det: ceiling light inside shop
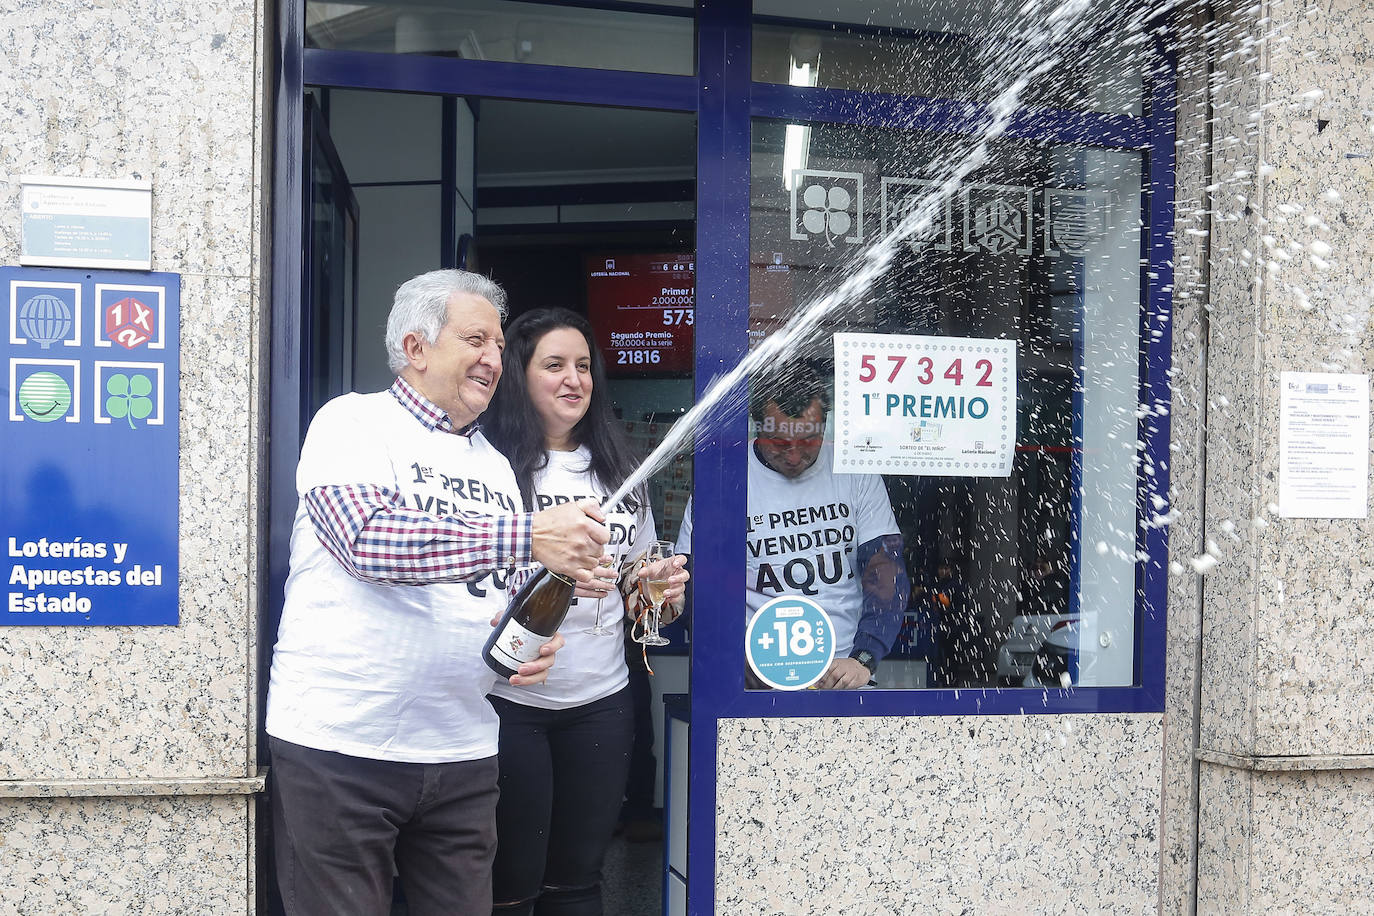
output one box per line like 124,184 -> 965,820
781,35 -> 820,190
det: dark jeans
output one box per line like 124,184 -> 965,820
489,687 -> 634,916
268,736 -> 499,916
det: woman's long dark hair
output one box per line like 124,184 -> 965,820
484,308 -> 643,514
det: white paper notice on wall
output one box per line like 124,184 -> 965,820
833,332 -> 1016,477
1278,372 -> 1370,519
20,176 -> 152,270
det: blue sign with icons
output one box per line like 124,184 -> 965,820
2,266 -> 180,625
745,596 -> 835,690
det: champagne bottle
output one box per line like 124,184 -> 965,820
482,566 -> 576,678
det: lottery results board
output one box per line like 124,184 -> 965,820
833,332 -> 1016,477
585,253 -> 693,377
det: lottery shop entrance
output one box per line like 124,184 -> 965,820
268,85 -> 697,914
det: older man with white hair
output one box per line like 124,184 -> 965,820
266,269 -> 608,915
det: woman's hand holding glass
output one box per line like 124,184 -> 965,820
630,541 -> 689,646
638,555 -> 688,613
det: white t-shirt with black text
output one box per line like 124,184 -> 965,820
678,444 -> 899,657
488,446 -> 656,710
267,391 -> 521,763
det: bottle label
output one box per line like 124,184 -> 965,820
488,618 -> 553,671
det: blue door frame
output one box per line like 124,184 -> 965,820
269,4 -> 1177,914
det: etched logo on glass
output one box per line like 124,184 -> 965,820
881,177 -> 952,252
1045,189 -> 1113,258
962,183 -> 1033,255
790,170 -> 863,247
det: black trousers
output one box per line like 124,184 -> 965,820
489,687 -> 634,916
621,666 -> 657,820
268,737 -> 499,916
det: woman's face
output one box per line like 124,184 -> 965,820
525,326 -> 593,446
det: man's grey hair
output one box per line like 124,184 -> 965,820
385,269 -> 508,373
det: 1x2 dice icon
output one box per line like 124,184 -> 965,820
105,296 -> 156,350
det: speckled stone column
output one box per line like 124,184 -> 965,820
1190,0 -> 1374,912
1160,4 -> 1214,913
0,1 -> 267,913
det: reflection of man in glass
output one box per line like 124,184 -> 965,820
1020,555 -> 1068,616
680,366 -> 910,688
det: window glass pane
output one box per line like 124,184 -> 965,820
307,0 -> 695,76
746,118 -> 1144,690
752,0 -> 1146,116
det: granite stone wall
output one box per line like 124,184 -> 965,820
716,714 -> 1163,915
1196,765 -> 1374,913
1197,0 -> 1374,765
1159,3 -> 1216,912
1191,0 -> 1374,910
0,795 -> 255,914
0,0 -> 267,911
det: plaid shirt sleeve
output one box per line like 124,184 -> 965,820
306,483 -> 533,585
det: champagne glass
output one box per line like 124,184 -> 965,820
582,554 -> 617,636
634,540 -> 674,647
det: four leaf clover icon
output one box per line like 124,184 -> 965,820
801,183 -> 853,247
105,372 -> 154,429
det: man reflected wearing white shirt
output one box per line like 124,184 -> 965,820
679,366 -> 909,688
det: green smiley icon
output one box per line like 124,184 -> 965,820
18,371 -> 73,422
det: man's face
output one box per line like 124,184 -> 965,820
405,292 -> 504,428
756,399 -> 826,478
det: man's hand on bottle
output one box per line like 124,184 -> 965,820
574,555 -> 619,600
531,499 -> 609,583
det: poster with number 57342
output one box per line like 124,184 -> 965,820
833,332 -> 1016,478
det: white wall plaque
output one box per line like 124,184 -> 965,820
1279,371 -> 1370,518
20,176 -> 152,270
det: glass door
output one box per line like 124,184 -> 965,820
301,94 -> 360,429
274,84 -> 698,916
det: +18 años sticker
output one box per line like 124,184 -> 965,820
746,596 -> 835,690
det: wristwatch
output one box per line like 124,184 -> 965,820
850,649 -> 878,676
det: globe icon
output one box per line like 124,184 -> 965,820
18,293 -> 73,349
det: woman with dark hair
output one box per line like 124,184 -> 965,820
483,307 -> 688,916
